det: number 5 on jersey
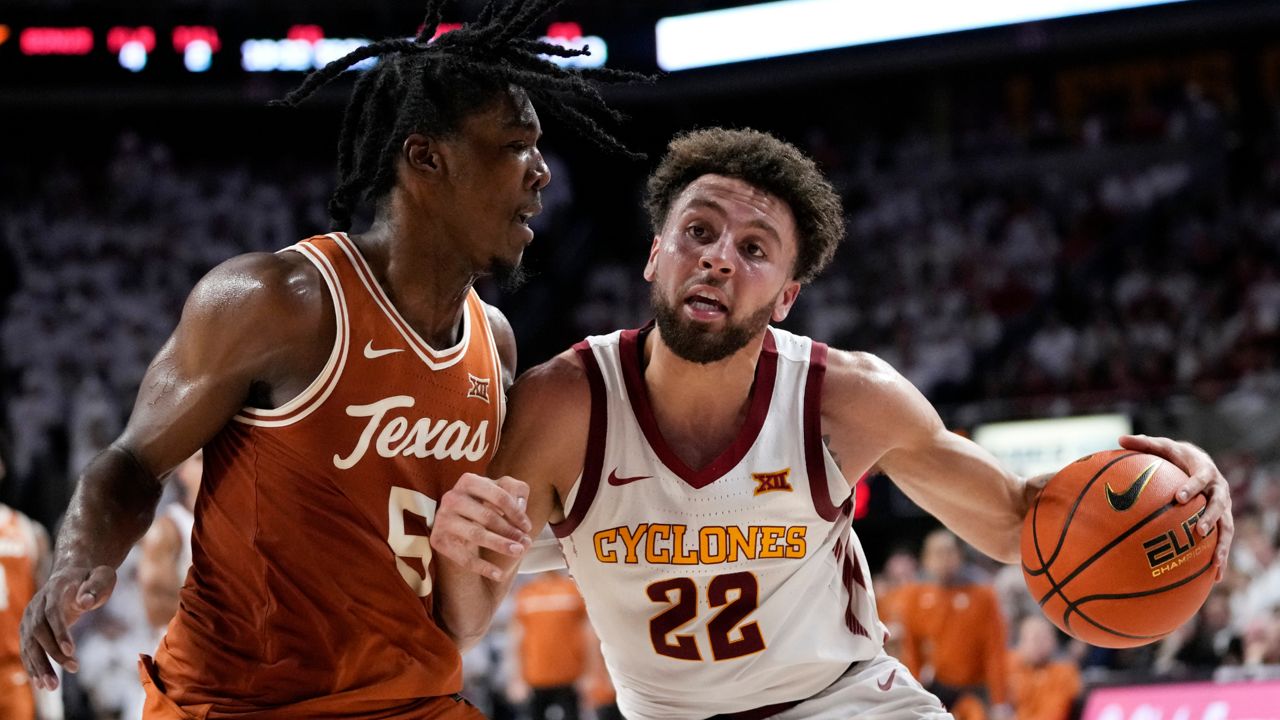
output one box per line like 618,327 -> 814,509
388,487 -> 437,596
648,572 -> 766,661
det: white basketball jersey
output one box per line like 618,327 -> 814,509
553,326 -> 885,720
165,503 -> 195,580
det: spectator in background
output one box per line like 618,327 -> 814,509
1006,616 -> 1081,720
511,570 -> 589,720
874,545 -> 920,659
898,528 -> 1010,720
0,451 -> 58,720
1155,587 -> 1242,673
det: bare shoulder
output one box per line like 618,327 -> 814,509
176,251 -> 333,372
481,302 -> 517,386
490,349 -> 591,477
507,349 -> 590,421
822,348 -> 943,438
185,251 -> 327,334
823,349 -> 913,400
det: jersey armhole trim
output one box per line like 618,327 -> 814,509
552,341 -> 607,539
233,242 -> 349,427
804,341 -> 847,522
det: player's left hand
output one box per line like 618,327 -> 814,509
1120,434 -> 1233,582
432,472 -> 532,581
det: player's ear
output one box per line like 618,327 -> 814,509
643,235 -> 662,282
403,133 -> 443,176
771,280 -> 802,322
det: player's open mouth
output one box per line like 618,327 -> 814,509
684,288 -> 728,319
515,202 -> 542,227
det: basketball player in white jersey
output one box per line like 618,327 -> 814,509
430,128 -> 1235,719
138,450 -> 201,636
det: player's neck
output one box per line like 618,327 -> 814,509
642,330 -> 764,464
352,209 -> 477,348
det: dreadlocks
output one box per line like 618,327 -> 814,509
273,0 -> 648,231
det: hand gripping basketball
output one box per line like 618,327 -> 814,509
1020,439 -> 1228,648
20,564 -> 117,691
431,473 -> 532,580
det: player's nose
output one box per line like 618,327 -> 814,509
699,237 -> 735,276
527,149 -> 551,191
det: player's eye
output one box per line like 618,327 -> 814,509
686,224 -> 709,240
745,243 -> 765,258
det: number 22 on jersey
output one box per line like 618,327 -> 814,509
648,571 -> 766,661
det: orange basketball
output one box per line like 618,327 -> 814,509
1020,449 -> 1217,648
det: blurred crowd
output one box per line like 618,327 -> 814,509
4,47 -> 1280,720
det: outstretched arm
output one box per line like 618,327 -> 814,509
823,350 -> 1231,570
823,351 -> 1031,562
20,252 -> 331,690
431,349 -> 590,649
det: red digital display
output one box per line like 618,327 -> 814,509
19,27 -> 93,56
286,25 -> 324,43
107,26 -> 155,54
173,26 -> 220,53
546,22 -> 583,40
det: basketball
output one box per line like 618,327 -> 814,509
1021,450 -> 1217,648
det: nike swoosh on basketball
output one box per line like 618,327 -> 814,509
877,668 -> 896,691
363,341 -> 404,359
1105,460 -> 1161,511
608,469 -> 652,486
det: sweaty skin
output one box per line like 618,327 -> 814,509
19,86 -> 549,691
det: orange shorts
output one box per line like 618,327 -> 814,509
139,656 -> 485,720
0,674 -> 35,720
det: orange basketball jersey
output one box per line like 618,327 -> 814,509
0,505 -> 38,670
151,232 -> 506,718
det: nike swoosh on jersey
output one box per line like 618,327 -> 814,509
363,341 -> 404,359
607,469 -> 652,486
1105,460 -> 1161,511
877,668 -> 896,691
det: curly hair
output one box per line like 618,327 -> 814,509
272,0 -> 648,231
643,127 -> 844,284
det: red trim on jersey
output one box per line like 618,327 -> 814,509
803,341 -> 846,521
841,550 -> 871,637
617,326 -> 779,490
551,341 -> 608,539
708,698 -> 803,720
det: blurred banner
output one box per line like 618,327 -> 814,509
1082,680 -> 1280,720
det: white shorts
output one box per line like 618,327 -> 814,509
771,652 -> 952,720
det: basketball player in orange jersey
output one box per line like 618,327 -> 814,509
0,451 -> 53,720
431,128 -> 1236,719
18,1 -> 642,717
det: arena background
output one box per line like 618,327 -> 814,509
3,0 -> 1280,717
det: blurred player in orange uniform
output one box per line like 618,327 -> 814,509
897,529 -> 1009,720
0,450 -> 52,720
1006,616 -> 1081,720
512,570 -> 589,720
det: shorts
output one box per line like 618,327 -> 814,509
770,652 -> 952,720
139,656 -> 485,720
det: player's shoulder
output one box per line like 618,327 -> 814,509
510,349 -> 591,411
823,348 -> 913,399
190,251 -> 323,313
183,250 -> 330,340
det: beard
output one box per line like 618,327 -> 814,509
651,283 -> 775,364
491,257 -> 530,292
